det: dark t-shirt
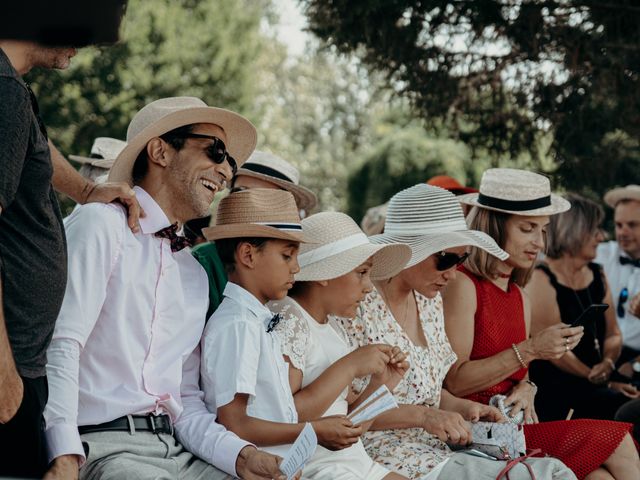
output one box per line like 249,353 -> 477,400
0,48 -> 67,378
192,242 -> 227,320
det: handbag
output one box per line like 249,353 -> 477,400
468,421 -> 527,460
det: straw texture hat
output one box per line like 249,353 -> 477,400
108,97 -> 257,184
458,168 -> 570,216
69,137 -> 126,168
371,184 -> 508,267
202,188 -> 307,243
296,212 -> 411,282
604,185 -> 640,208
236,151 -> 317,212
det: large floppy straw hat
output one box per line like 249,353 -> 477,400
295,212 -> 411,282
202,188 -> 308,243
603,185 -> 640,208
236,150 -> 318,212
458,168 -> 570,216
371,184 -> 509,267
69,137 -> 127,169
108,97 -> 257,184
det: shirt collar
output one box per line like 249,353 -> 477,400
134,186 -> 173,235
223,282 -> 273,326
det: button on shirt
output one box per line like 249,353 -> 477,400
596,241 -> 640,349
201,282 -> 298,456
44,187 -> 248,474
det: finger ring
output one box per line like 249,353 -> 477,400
564,337 -> 569,346
565,344 -> 570,352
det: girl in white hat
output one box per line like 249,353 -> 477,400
269,211 -> 412,480
443,168 -> 640,479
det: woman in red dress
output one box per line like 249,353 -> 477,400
443,168 -> 640,480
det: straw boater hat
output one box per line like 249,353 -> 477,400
108,97 -> 257,184
236,151 -> 318,212
604,185 -> 640,208
295,212 -> 411,282
458,168 -> 570,216
202,188 -> 307,243
69,137 -> 127,169
371,184 -> 508,267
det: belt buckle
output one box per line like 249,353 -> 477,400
148,414 -> 157,433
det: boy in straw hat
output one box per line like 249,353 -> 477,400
193,149 -> 318,319
43,97 -> 287,479
269,211 -> 412,479
200,188 -> 370,463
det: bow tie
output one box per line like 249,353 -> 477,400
620,256 -> 640,268
154,223 -> 193,252
266,313 -> 282,333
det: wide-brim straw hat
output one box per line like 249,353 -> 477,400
69,137 -> 127,169
604,185 -> 640,208
296,212 -> 411,282
236,150 -> 318,212
458,168 -> 570,216
202,188 -> 308,243
108,97 -> 257,185
371,184 -> 509,268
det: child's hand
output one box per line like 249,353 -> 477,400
371,346 -> 409,391
311,415 -> 363,450
346,344 -> 393,377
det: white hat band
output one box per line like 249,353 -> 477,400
384,217 -> 470,235
252,221 -> 302,232
298,233 -> 369,267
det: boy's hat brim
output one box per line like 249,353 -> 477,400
202,224 -> 307,243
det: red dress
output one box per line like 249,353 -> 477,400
459,266 -> 632,479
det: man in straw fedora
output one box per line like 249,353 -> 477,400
597,185 -> 640,375
43,97 -> 289,479
193,149 -> 318,319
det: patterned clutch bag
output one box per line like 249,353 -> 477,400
469,421 -> 527,459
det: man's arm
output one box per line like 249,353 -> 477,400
49,141 -> 142,232
0,278 -> 24,424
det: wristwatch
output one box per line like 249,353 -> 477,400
631,361 -> 640,374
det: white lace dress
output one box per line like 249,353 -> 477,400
333,289 -> 457,480
270,296 -> 390,480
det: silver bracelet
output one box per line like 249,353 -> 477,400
512,343 -> 528,369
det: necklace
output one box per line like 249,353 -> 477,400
379,285 -> 413,329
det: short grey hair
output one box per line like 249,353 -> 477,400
546,193 -> 603,259
78,164 -> 110,184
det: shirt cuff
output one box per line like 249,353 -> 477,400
45,423 -> 86,466
214,436 -> 253,477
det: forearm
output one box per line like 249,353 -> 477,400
221,415 -> 305,447
445,340 -> 534,397
0,279 -> 19,378
49,140 -> 94,204
549,353 -> 591,378
438,389 -> 469,414
603,335 -> 622,364
369,404 -> 426,431
293,357 -> 355,420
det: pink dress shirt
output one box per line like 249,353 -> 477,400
44,187 -> 248,475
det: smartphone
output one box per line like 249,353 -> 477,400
571,303 -> 609,328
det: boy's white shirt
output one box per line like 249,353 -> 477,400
201,281 -> 298,457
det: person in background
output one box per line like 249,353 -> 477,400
526,193 -> 636,422
69,137 -> 126,184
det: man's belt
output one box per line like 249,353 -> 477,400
78,414 -> 173,436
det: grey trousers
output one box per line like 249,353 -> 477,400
79,430 -> 233,480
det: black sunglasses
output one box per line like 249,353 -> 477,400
618,287 -> 629,318
435,251 -> 470,271
166,133 -> 237,175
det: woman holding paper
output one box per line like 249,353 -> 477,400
270,212 -> 412,480
442,169 -> 640,479
336,184 -> 511,479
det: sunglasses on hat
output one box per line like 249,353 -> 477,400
166,133 -> 237,175
435,251 -> 470,271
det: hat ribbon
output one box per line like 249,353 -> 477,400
242,163 -> 294,183
298,233 -> 369,267
478,193 -> 551,211
384,217 -> 469,235
253,221 -> 302,232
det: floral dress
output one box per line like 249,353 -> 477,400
334,289 -> 457,479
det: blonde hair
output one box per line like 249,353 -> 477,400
464,206 -> 536,287
546,193 -> 602,259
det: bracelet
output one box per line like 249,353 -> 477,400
512,343 -> 528,369
525,379 -> 537,389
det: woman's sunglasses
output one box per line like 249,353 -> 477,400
435,251 -> 470,271
618,287 -> 629,318
166,133 -> 238,175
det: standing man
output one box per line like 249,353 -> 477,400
44,97 -> 288,479
0,40 -> 138,477
597,185 -> 640,374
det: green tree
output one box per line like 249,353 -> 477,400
301,0 -> 640,196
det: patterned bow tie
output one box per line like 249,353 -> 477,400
266,313 -> 282,333
154,223 -> 193,252
620,256 -> 640,268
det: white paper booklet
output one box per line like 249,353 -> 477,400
347,384 -> 399,425
279,422 -> 318,479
